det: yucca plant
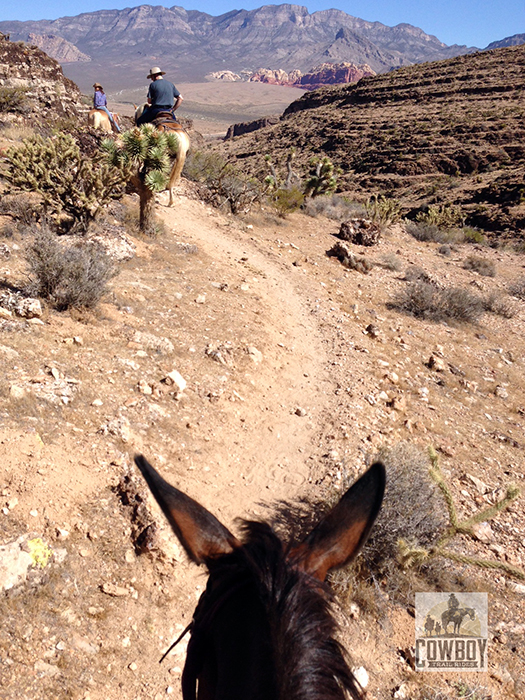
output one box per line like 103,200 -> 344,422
102,125 -> 180,235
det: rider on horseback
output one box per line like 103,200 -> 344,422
92,83 -> 121,133
136,67 -> 183,126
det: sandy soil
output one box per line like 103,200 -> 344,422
0,182 -> 524,699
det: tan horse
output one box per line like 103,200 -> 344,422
88,108 -> 120,134
134,104 -> 190,207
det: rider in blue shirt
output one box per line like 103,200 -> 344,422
136,67 -> 183,126
92,83 -> 121,132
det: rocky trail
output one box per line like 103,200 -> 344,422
0,183 -> 524,699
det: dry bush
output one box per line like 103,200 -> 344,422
395,282 -> 485,323
462,254 -> 496,277
406,220 -> 450,243
508,277 -> 525,300
438,244 -> 453,256
0,193 -> 39,227
483,292 -> 517,319
304,194 -> 367,221
378,253 -> 403,271
26,224 -> 118,310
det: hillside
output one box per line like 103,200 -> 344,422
220,44 -> 525,237
0,4 -> 474,91
0,33 -> 524,700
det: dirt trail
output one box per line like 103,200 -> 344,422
1,185 -> 524,699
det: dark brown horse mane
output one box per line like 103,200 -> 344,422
187,520 -> 363,700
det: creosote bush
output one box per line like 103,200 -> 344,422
268,186 -> 304,218
396,281 -> 485,323
184,150 -> 262,214
26,224 -> 117,310
462,255 -> 496,277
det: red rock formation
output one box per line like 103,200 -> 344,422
249,62 -> 375,89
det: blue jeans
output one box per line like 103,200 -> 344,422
96,106 -> 120,132
136,105 -> 175,126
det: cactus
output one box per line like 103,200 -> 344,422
102,125 -> 180,235
303,156 -> 340,199
5,132 -> 125,233
398,447 -> 524,580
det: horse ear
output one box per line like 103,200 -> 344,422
134,455 -> 240,565
291,462 -> 386,581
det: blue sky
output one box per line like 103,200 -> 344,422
1,1 -> 524,48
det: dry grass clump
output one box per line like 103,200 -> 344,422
378,253 -> 403,271
508,276 -> 525,300
304,194 -> 367,221
26,223 -> 117,310
482,292 -> 517,319
406,220 -> 450,243
462,254 -> 496,277
395,281 -> 484,323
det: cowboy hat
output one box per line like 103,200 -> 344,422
93,82 -> 103,89
147,67 -> 166,79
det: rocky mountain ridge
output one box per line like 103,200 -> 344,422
249,62 -> 376,90
0,4 -> 475,91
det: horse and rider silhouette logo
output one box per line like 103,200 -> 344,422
415,592 -> 488,671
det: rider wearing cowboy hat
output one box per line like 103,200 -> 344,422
92,82 -> 121,132
136,67 -> 183,126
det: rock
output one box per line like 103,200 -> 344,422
195,294 -> 206,304
295,407 -> 307,417
9,385 -> 26,400
352,666 -> 369,689
365,323 -> 380,338
507,582 -> 525,595
162,370 -> 187,395
137,379 -> 153,395
132,331 -> 174,354
246,346 -> 263,364
388,394 -> 407,412
0,307 -> 12,319
101,582 -> 129,597
471,522 -> 494,543
394,683 -> 410,699
338,218 -> 381,246
494,385 -> 509,399
0,536 -> 53,591
466,473 -> 490,495
427,355 -> 446,371
14,297 -> 43,318
34,660 -> 60,677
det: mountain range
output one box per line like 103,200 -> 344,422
0,3 -> 482,92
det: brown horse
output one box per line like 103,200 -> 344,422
134,104 -> 190,206
87,108 -> 120,134
134,455 -> 385,700
441,607 -> 476,635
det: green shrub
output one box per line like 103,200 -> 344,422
462,255 -> 496,277
462,226 -> 486,244
26,224 -> 117,310
5,133 -> 125,233
365,194 -> 401,225
0,87 -> 29,113
268,186 -> 304,218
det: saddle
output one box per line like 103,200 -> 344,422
152,112 -> 184,131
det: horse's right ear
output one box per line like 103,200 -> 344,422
291,462 -> 386,581
134,455 -> 240,565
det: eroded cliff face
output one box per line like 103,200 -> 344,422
26,34 -> 91,64
0,35 -> 84,121
249,62 -> 376,89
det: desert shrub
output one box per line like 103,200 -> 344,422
403,265 -> 435,284
0,193 -> 39,227
0,87 -> 29,113
416,203 -> 465,228
509,277 -> 525,299
365,194 -> 401,225
406,220 -> 449,243
26,224 -> 117,310
396,281 -> 484,323
462,226 -> 486,244
378,253 -> 403,271
482,293 -> 517,319
438,244 -> 452,256
268,186 -> 304,218
5,133 -> 126,233
304,194 -> 367,221
184,150 -> 261,214
462,255 -> 496,277
303,156 -> 340,198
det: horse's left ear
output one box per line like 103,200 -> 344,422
134,455 -> 241,565
291,462 -> 386,581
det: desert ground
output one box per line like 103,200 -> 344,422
0,168 -> 524,699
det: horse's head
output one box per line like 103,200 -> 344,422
135,455 -> 385,700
